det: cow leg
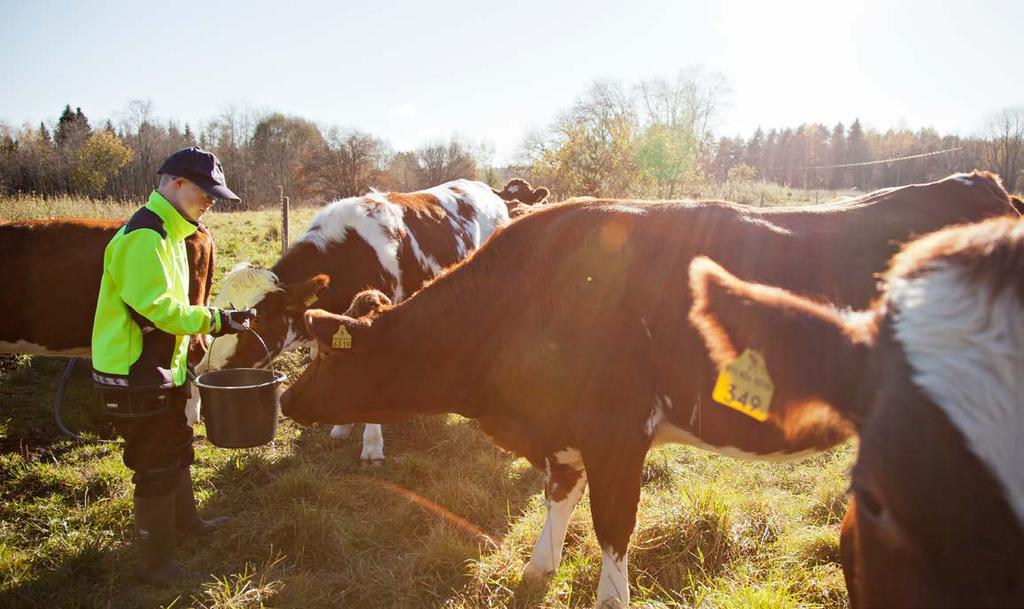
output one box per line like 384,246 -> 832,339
359,424 -> 385,465
330,424 -> 354,440
582,435 -> 646,609
524,448 -> 587,579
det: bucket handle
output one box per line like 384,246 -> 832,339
206,326 -> 277,375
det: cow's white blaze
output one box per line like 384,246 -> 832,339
889,262 -> 1024,525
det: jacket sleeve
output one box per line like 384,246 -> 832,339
107,229 -> 222,336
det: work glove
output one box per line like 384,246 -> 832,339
213,308 -> 257,336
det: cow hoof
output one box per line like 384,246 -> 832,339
360,457 -> 385,467
522,563 -> 554,581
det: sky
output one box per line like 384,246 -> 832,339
2,0 -> 1022,163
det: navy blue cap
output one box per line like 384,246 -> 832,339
157,147 -> 240,202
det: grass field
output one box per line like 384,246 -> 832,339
0,194 -> 853,609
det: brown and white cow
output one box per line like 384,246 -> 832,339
279,172 -> 1019,607
202,178 -> 510,462
0,217 -> 215,362
688,216 -> 1024,607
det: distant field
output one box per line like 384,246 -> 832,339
0,194 -> 852,609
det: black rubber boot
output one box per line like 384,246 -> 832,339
174,468 -> 229,540
134,493 -> 188,586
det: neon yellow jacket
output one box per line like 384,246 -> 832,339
91,191 -> 221,389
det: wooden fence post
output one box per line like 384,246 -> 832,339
279,185 -> 289,254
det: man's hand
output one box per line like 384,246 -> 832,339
213,308 -> 257,336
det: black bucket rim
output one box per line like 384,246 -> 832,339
195,368 -> 286,391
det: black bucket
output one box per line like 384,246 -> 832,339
195,330 -> 284,448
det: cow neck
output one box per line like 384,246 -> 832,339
365,269 -> 499,418
272,239 -> 398,314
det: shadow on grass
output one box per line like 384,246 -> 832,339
0,356 -> 116,460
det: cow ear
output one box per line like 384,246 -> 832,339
529,186 -> 550,205
285,274 -> 330,310
688,256 -> 874,425
303,309 -> 368,357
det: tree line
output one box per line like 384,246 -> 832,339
2,73 -> 1021,208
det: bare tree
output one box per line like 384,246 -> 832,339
416,137 -> 478,185
985,106 -> 1024,192
297,128 -> 390,201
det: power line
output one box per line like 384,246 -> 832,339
782,146 -> 963,171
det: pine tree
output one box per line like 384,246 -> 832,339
847,119 -> 868,189
39,122 -> 51,145
55,104 -> 91,146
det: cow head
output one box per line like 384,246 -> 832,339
688,217 -> 1024,607
203,263 -> 329,371
281,290 -> 415,425
493,178 -> 550,217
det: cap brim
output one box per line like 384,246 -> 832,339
201,183 -> 241,202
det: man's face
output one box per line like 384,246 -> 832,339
171,177 -> 216,221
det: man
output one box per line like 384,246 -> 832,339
91,147 -> 256,586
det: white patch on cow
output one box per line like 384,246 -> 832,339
526,448 -> 586,578
301,194 -> 407,300
360,424 -> 385,463
596,547 -> 629,608
404,228 -> 444,276
889,262 -> 1024,525
186,384 -> 201,427
277,322 -> 308,361
214,263 -> 281,309
651,419 -> 820,462
0,341 -> 90,357
507,184 -> 520,194
330,424 -> 353,439
427,179 -> 509,243
203,333 -> 239,372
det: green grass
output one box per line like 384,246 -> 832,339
1,195 -> 853,608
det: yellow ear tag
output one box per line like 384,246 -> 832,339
711,349 -> 774,422
304,295 -> 318,307
331,326 -> 352,350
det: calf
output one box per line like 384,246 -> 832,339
280,172 -> 1019,607
203,178 -> 510,463
492,178 -> 550,218
687,216 -> 1024,607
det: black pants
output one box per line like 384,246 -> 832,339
107,388 -> 195,498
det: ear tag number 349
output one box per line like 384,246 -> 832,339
711,349 -> 774,422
